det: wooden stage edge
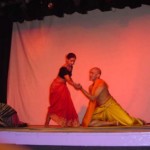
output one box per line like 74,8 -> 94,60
1,125 -> 150,146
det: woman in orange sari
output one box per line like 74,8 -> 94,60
45,53 -> 80,127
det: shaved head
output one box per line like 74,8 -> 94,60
89,67 -> 101,81
91,67 -> 101,75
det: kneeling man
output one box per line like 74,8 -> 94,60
79,67 -> 145,127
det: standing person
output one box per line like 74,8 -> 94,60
79,67 -> 145,127
45,53 -> 80,127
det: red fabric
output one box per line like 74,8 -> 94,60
48,78 -> 79,127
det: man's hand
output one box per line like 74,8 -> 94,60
74,83 -> 82,90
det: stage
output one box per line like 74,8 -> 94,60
1,125 -> 150,149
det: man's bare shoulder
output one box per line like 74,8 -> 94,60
99,79 -> 108,87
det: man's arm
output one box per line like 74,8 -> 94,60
80,85 -> 104,101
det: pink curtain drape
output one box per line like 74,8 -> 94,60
7,7 -> 150,125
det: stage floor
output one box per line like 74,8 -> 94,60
1,125 -> 150,146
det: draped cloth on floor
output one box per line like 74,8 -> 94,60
0,103 -> 27,127
92,97 -> 144,126
82,79 -> 104,127
48,78 -> 79,127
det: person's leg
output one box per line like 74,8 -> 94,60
45,113 -> 51,127
89,119 -> 119,127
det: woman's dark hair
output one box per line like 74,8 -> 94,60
66,53 -> 76,59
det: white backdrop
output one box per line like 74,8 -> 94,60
7,5 -> 150,125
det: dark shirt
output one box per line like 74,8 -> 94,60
58,67 -> 72,79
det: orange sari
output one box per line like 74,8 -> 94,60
82,79 -> 104,127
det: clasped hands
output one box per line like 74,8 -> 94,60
74,83 -> 82,90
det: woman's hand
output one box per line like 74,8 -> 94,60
74,83 -> 82,90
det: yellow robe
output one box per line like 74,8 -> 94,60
92,97 -> 144,126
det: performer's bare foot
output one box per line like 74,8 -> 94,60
44,124 -> 49,127
44,114 -> 51,127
